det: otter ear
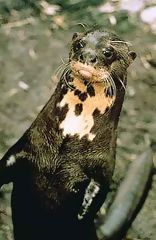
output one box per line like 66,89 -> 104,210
72,32 -> 80,40
128,51 -> 137,64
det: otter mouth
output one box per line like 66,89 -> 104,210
77,65 -> 94,80
70,61 -> 104,83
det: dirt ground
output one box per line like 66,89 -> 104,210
0,0 -> 156,239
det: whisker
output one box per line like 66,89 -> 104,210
55,63 -> 65,75
106,73 -> 116,98
104,77 -> 111,92
112,71 -> 126,92
62,67 -> 70,80
57,62 -> 69,72
118,77 -> 126,91
62,68 -> 75,90
110,40 -> 132,46
101,74 -> 116,115
106,78 -> 113,97
55,66 -> 64,76
55,62 -> 69,77
101,72 -> 116,111
59,57 -> 68,64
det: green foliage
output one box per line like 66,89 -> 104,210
51,0 -> 103,10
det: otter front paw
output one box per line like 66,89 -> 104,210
78,179 -> 100,220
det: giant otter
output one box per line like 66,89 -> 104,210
0,28 -> 136,240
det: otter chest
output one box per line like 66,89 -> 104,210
58,82 -> 114,141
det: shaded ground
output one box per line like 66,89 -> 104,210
0,0 -> 156,239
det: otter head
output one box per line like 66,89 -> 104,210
68,29 -> 136,97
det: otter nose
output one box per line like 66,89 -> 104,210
79,52 -> 97,64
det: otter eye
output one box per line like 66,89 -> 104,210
74,41 -> 84,51
103,47 -> 114,59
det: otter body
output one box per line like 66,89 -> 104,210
0,29 -> 136,240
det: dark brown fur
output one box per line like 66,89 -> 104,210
0,28 -> 136,240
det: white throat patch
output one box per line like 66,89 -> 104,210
59,82 -> 115,141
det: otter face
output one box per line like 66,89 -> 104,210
69,29 -> 136,87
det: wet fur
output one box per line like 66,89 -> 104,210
0,28 -> 136,240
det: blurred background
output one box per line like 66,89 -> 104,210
0,0 -> 155,239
